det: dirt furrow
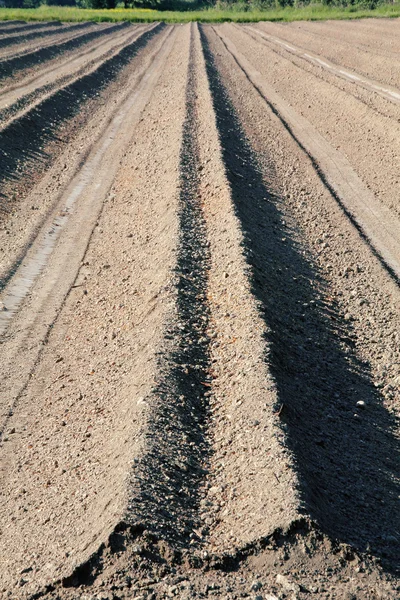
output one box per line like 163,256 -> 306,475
0,20 -> 60,36
0,24 -> 182,596
5,21 -> 303,598
218,24 -> 400,223
0,24 -> 162,283
121,23 -> 212,550
0,20 -> 59,38
0,18 -> 399,600
257,20 -> 400,89
244,24 -> 400,106
0,21 -> 26,34
343,16 -> 400,37
0,21 -> 94,62
103,19 -> 302,560
202,21 -> 400,588
215,27 -> 400,282
0,22 -> 124,83
192,24 -> 301,554
0,23 -> 148,119
0,21 -> 85,52
20,20 -> 400,600
240,24 -> 400,126
295,18 -> 400,55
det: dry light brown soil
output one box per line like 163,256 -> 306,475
0,17 -> 399,600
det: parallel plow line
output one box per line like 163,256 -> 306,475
0,25 -> 176,426
243,25 -> 400,106
0,22 -> 128,82
126,22 -> 212,547
214,27 -> 400,284
0,21 -> 59,36
203,23 -> 400,567
0,21 -> 87,51
0,23 -> 161,201
0,23 -> 147,122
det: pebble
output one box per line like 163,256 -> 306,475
276,574 -> 300,593
251,580 -> 262,591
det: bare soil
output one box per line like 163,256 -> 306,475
0,22 -> 90,56
0,18 -> 399,600
257,19 -> 400,86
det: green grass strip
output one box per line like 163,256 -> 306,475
0,3 -> 400,24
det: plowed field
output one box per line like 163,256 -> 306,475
0,19 -> 399,600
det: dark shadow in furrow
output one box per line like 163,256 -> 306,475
126,28 -> 212,549
0,21 -> 25,33
0,22 -> 129,82
0,21 -> 52,36
0,21 -> 85,50
200,26 -> 400,574
0,20 -> 59,36
0,24 -> 132,125
0,24 -> 163,218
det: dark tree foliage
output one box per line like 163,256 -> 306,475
45,0 -> 76,5
81,0 -> 116,7
3,0 -> 29,7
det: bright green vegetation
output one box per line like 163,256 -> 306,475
0,1 -> 399,23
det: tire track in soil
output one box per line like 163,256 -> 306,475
124,22 -> 212,549
0,22 -> 93,62
0,22 -> 92,60
221,24 -> 400,221
0,23 -> 162,217
0,23 -> 147,121
202,24 -> 400,572
242,25 -> 400,106
290,20 -> 400,60
0,20 -> 59,37
255,21 -> 400,99
0,23 -> 190,597
214,27 -> 400,284
0,25 -> 181,591
0,25 -> 175,436
223,27 -> 400,135
0,22 -> 127,83
18,22 -> 400,600
2,22 -> 398,600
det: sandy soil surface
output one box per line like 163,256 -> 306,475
0,22 -> 60,36
0,18 -> 399,600
0,24 -> 149,118
256,19 -> 400,86
0,23 -> 127,83
221,23 -> 400,222
0,22 -> 91,57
